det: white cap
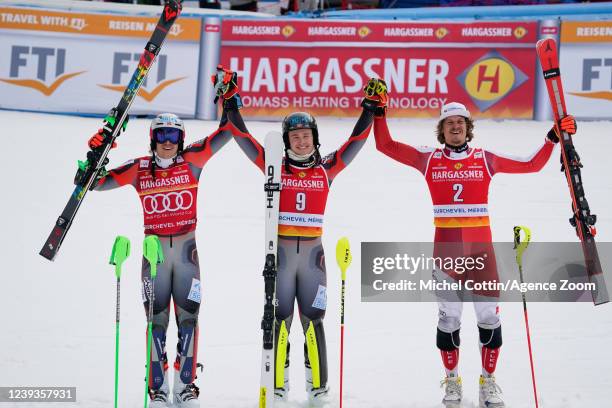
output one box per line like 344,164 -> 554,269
439,102 -> 471,121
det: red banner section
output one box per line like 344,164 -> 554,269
221,20 -> 537,119
222,20 -> 536,44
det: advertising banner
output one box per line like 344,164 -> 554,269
0,7 -> 201,116
220,20 -> 538,119
560,21 -> 612,119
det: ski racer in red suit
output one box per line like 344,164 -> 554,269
82,103 -> 235,407
212,66 -> 386,405
374,97 -> 576,408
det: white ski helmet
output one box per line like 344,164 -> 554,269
149,113 -> 185,152
439,102 -> 471,122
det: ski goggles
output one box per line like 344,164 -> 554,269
153,127 -> 182,144
284,114 -> 315,132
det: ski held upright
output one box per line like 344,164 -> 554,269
536,38 -> 609,305
259,131 -> 283,408
39,0 -> 183,261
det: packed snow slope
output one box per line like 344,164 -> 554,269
1,110 -> 611,407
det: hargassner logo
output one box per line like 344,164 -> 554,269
457,50 -> 528,112
98,52 -> 186,102
1,46 -> 85,95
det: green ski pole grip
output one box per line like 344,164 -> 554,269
109,236 -> 131,278
143,235 -> 164,277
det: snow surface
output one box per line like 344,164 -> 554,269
1,110 -> 611,408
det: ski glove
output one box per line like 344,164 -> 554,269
74,159 -> 108,189
547,115 -> 577,143
88,129 -> 117,150
211,65 -> 242,110
361,78 -> 388,117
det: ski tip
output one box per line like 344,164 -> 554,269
264,131 -> 282,144
39,248 -> 56,262
536,37 -> 557,54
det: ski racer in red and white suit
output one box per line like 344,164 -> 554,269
87,108 -> 234,405
214,68 -> 385,403
374,100 -> 577,407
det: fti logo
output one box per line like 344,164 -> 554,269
98,52 -> 186,102
457,50 -> 527,112
569,58 -> 612,102
0,46 -> 85,96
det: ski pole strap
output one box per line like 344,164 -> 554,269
513,226 -> 532,268
336,237 -> 352,281
109,236 -> 131,278
143,235 -> 164,278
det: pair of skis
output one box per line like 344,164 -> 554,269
39,0 -> 183,261
536,38 -> 609,305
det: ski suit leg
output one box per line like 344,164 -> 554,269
433,268 -> 464,334
474,301 -> 502,375
470,242 -> 502,375
274,237 -> 299,391
142,236 -> 173,391
168,232 -> 201,386
433,267 -> 463,375
295,237 -> 328,390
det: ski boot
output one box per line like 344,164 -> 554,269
440,375 -> 462,407
274,365 -> 290,402
306,365 -> 329,407
173,369 -> 200,407
479,375 -> 505,408
148,369 -> 170,408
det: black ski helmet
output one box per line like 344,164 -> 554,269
149,113 -> 185,153
282,112 -> 319,150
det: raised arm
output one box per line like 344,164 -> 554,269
182,107 -> 233,170
323,79 -> 396,182
485,139 -> 555,176
322,108 -> 374,182
212,65 -> 265,173
82,127 -> 138,191
486,115 -> 576,176
95,159 -> 139,191
374,115 -> 434,175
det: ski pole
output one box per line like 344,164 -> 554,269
336,237 -> 352,408
513,225 -> 538,408
109,236 -> 131,408
143,235 -> 164,408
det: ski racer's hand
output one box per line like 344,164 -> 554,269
547,115 -> 577,143
73,159 -> 108,189
361,78 -> 388,117
88,129 -> 117,150
211,65 -> 240,103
